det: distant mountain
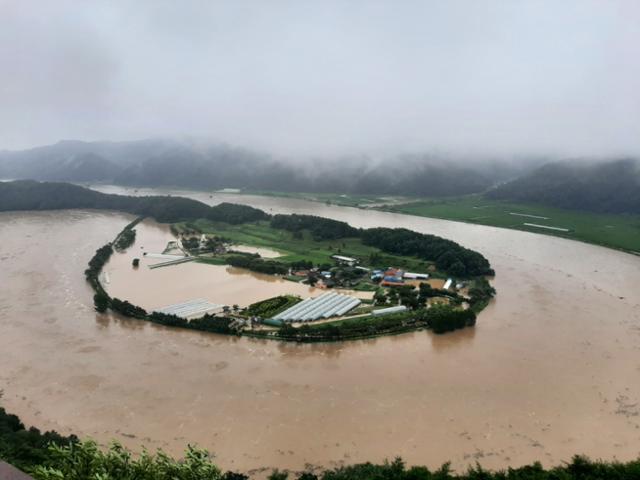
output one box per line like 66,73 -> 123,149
486,158 -> 640,214
0,139 -> 537,197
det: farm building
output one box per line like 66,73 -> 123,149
331,255 -> 358,266
372,305 -> 407,316
154,299 -> 225,319
403,272 -> 429,280
272,292 -> 361,322
381,267 -> 405,286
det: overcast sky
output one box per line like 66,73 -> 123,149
1,0 -> 639,158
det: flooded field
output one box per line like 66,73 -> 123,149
1,191 -> 640,475
103,219 -> 372,309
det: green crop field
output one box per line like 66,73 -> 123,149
381,195 -> 640,253
175,219 -> 437,274
221,190 -> 640,254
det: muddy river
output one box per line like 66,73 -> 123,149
1,188 -> 639,475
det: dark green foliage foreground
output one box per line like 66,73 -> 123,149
2,419 -> 640,480
0,407 -> 77,472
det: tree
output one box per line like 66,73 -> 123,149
93,291 -> 110,313
373,290 -> 387,305
307,273 -> 319,286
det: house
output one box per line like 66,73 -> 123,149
381,268 -> 404,285
403,272 -> 429,280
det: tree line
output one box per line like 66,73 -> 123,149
271,304 -> 476,342
271,213 -> 494,277
361,228 -> 494,277
270,214 -> 359,240
0,180 -> 267,224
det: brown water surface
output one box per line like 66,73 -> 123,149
1,191 -> 640,474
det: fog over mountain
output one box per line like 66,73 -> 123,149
1,1 -> 639,158
0,138 -> 542,196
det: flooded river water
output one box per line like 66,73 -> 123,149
1,187 -> 639,474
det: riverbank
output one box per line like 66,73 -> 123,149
226,190 -> 640,253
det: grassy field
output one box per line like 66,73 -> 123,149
230,190 -> 640,254
175,219 -> 438,274
381,195 -> 640,253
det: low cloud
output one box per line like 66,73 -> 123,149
1,0 -> 639,159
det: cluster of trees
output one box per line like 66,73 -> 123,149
149,312 -> 234,334
467,277 -> 496,312
424,305 -> 476,334
84,243 -> 114,292
114,228 -> 136,251
113,217 -> 142,251
487,158 -> 640,214
277,310 -> 419,342
226,255 -> 289,275
273,303 -> 477,341
110,298 -> 148,319
270,214 -> 359,240
269,216 -> 494,278
361,228 -> 494,277
0,407 -> 77,472
0,181 -> 267,224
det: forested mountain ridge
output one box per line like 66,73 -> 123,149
0,180 -> 267,224
486,158 -> 640,214
0,139 -> 537,196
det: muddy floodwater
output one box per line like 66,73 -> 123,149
1,190 -> 640,475
103,219 -> 372,309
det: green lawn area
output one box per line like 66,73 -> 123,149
382,195 -> 640,253
175,219 -> 437,274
